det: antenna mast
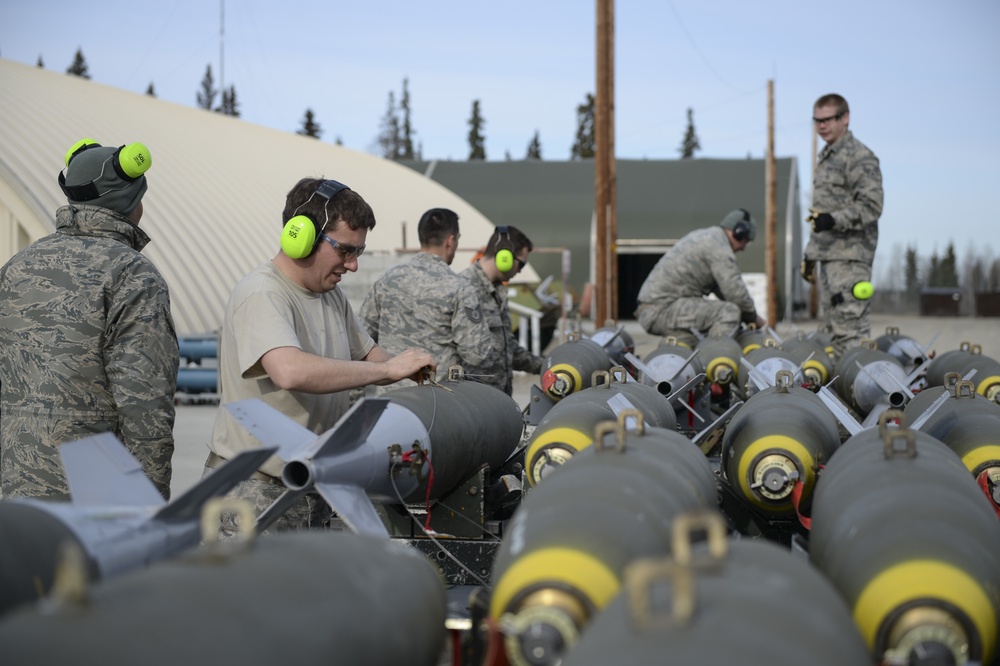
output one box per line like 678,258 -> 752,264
220,0 -> 225,92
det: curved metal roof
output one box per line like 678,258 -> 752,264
0,59 -> 527,335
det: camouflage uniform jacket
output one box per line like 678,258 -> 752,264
805,130 -> 883,264
636,226 -> 757,320
460,261 -> 543,395
359,252 -> 492,381
0,204 -> 178,499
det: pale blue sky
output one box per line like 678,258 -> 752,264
3,1 -> 999,286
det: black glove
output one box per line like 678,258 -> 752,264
807,209 -> 835,232
800,258 -> 815,283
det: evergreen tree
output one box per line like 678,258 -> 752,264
467,99 -> 486,161
66,48 -> 90,79
904,244 -> 920,304
526,130 -> 542,160
679,107 -> 701,159
927,251 -> 941,288
297,108 -> 323,139
939,241 -> 959,287
36,55 -> 44,68
196,65 -> 217,110
146,82 -> 156,97
216,85 -> 240,117
399,78 -> 415,159
376,91 -> 401,159
570,93 -> 595,159
373,79 -> 419,160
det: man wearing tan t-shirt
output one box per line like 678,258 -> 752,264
204,177 -> 434,533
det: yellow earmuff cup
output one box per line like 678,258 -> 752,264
281,215 -> 317,259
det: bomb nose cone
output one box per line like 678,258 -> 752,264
906,641 -> 958,666
519,623 -> 567,665
761,467 -> 789,492
504,605 -> 579,666
542,369 -> 574,398
986,468 -> 1000,505
529,445 -> 576,484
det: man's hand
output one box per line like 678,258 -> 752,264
384,348 -> 437,384
800,258 -> 816,283
754,314 -> 767,330
807,209 -> 835,232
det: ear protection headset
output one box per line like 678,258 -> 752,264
494,225 -> 515,273
732,208 -> 753,242
280,179 -> 351,259
58,138 -> 152,201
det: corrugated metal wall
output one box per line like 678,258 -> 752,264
0,59 -> 504,334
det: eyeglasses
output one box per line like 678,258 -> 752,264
812,112 -> 845,125
319,234 -> 366,259
513,257 -> 526,271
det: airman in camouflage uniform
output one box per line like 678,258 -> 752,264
802,93 -> 883,357
0,139 -> 178,500
360,208 -> 492,389
635,209 -> 766,338
461,225 -> 543,395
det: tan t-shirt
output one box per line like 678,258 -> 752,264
208,261 -> 375,477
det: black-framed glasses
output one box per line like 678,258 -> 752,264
812,112 -> 844,125
514,256 -> 526,271
319,234 -> 366,259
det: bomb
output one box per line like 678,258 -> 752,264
588,323 -> 636,372
540,335 -> 615,401
904,374 -> 1000,511
560,511 -> 870,666
525,371 -> 678,485
491,412 -> 717,666
628,336 -> 712,434
735,341 -> 802,398
0,530 -> 448,666
224,373 -> 525,537
694,335 -> 743,386
810,411 -> 1000,665
632,336 -> 702,395
924,342 -> 1000,402
781,333 -> 835,388
735,326 -> 780,355
834,340 -> 911,417
874,326 -> 928,372
0,438 -> 273,617
721,370 -> 841,517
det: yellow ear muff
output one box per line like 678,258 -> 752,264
64,138 -> 100,166
281,215 -> 318,259
117,142 -> 152,179
495,247 -> 515,272
853,281 -> 874,300
494,225 -> 516,272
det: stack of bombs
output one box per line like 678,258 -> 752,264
497,324 -> 1000,666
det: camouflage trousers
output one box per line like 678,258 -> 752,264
818,260 -> 872,358
1,413 -> 171,501
201,467 -> 336,538
637,298 -> 741,338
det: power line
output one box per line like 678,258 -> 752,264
666,1 -> 756,96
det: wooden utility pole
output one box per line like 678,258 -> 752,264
766,80 -> 778,326
595,0 -> 617,323
809,104 -> 819,318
